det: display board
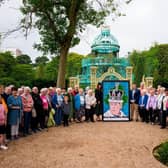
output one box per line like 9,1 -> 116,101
102,80 -> 130,121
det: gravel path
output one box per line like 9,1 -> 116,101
0,122 -> 167,168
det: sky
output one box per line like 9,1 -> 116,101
0,0 -> 168,60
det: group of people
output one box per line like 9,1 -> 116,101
0,83 -> 103,150
0,82 -> 168,151
130,83 -> 168,129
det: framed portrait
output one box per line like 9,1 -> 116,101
102,80 -> 130,121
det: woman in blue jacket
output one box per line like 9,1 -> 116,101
52,88 -> 63,126
7,87 -> 23,140
74,88 -> 85,122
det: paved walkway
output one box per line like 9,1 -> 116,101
0,122 -> 167,168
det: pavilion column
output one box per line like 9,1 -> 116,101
145,77 -> 154,88
69,77 -> 79,88
126,66 -> 133,89
90,66 -> 98,90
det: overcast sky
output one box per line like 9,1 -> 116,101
0,0 -> 168,60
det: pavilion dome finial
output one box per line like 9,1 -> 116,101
91,26 -> 120,54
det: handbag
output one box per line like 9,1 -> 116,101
32,107 -> 37,118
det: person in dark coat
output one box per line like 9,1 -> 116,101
160,88 -> 168,129
62,95 -> 71,127
95,83 -> 103,121
31,87 -> 43,131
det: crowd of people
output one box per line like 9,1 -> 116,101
130,82 -> 168,129
0,82 -> 168,151
0,83 -> 103,150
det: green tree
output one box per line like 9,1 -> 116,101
0,52 -> 16,77
35,56 -> 49,65
21,0 -> 131,87
128,44 -> 168,87
157,44 -> 168,84
43,53 -> 84,81
66,52 -> 84,78
11,64 -> 35,86
0,77 -> 19,87
16,54 -> 32,64
44,56 -> 59,81
35,64 -> 45,79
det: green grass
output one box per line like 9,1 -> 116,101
153,141 -> 168,166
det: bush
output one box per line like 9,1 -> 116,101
0,77 -> 19,87
154,142 -> 168,166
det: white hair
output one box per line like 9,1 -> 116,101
41,88 -> 48,93
24,86 -> 31,92
68,87 -> 72,92
32,86 -> 38,90
56,88 -> 61,92
18,88 -> 23,92
88,89 -> 93,94
49,86 -> 53,90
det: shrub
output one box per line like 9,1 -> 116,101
154,142 -> 168,166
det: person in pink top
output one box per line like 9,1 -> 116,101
146,88 -> 157,125
40,88 -> 49,128
21,87 -> 34,136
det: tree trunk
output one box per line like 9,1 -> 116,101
56,0 -> 82,88
56,43 -> 70,88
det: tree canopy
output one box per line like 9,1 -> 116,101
16,54 -> 32,64
129,44 -> 168,87
0,51 -> 84,88
35,56 -> 49,65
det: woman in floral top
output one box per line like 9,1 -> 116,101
21,87 -> 34,136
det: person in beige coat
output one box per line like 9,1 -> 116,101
85,89 -> 96,122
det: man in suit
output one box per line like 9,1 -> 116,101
130,83 -> 140,121
161,88 -> 168,129
138,89 -> 148,122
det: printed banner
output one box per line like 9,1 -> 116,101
102,80 -> 130,121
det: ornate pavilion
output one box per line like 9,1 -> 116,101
69,27 -> 153,89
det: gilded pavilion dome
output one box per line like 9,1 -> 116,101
91,26 -> 120,55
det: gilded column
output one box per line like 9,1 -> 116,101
69,77 -> 79,88
145,77 -> 154,88
126,66 -> 133,88
90,66 -> 98,90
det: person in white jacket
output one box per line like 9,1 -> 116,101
85,89 -> 96,122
